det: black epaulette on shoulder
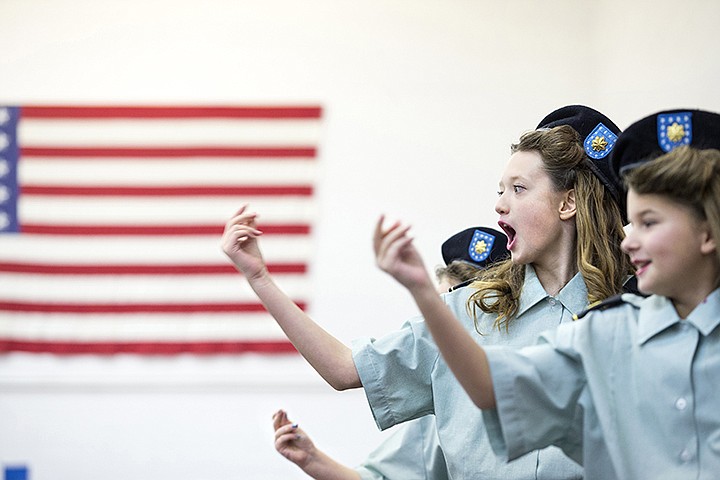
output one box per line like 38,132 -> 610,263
622,276 -> 649,297
448,277 -> 478,292
573,294 -> 628,321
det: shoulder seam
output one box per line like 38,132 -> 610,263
573,294 -> 630,321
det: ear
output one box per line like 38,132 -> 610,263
559,189 -> 577,221
699,221 -> 717,255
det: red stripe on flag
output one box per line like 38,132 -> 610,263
0,301 -> 307,313
20,185 -> 313,196
0,340 -> 299,355
21,105 -> 322,119
19,223 -> 310,236
20,146 -> 317,158
0,262 -> 307,275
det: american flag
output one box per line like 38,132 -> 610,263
0,105 -> 322,355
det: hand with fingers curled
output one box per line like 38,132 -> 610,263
220,204 -> 268,281
272,409 -> 318,469
373,215 -> 436,293
271,409 -> 362,480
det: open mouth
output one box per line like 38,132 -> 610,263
632,259 -> 651,276
498,221 -> 516,250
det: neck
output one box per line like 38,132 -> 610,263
533,258 -> 578,297
532,222 -> 578,297
672,262 -> 720,319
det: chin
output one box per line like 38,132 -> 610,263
509,246 -> 535,265
636,278 -> 662,297
509,255 -> 529,266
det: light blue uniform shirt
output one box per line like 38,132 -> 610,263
352,265 -> 585,479
355,415 -> 448,480
483,289 -> 720,480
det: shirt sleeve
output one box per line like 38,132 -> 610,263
352,316 -> 440,431
481,325 -> 587,463
354,416 -> 448,480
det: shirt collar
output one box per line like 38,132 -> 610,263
637,288 -> 720,345
516,265 -> 589,317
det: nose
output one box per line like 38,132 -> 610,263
495,193 -> 508,215
620,227 -> 636,254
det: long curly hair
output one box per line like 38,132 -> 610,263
468,125 -> 632,331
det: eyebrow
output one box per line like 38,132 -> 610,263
636,207 -> 659,216
499,174 -> 528,186
628,208 -> 658,222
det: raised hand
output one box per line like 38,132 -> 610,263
221,205 -> 267,281
373,215 -> 435,292
272,409 -> 317,469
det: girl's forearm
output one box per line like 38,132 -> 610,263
301,449 -> 362,480
248,274 -> 361,390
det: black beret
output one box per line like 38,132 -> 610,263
536,105 -> 623,205
611,109 -> 720,179
441,227 -> 509,268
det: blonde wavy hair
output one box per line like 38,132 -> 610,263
468,125 -> 633,331
624,146 -> 720,272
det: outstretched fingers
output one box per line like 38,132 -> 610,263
374,215 -> 406,250
374,215 -> 413,270
221,205 -> 264,250
224,204 -> 252,231
372,214 -> 436,291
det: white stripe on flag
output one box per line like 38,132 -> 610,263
1,273 -> 309,303
18,197 -> 316,225
20,158 -> 318,186
20,118 -> 322,147
0,235 -> 312,264
0,312 -> 290,341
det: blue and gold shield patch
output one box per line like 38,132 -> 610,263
658,112 -> 692,152
468,229 -> 495,263
584,122 -> 618,159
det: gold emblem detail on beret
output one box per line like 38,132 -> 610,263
667,122 -> 685,142
591,136 -> 608,152
474,240 -> 487,254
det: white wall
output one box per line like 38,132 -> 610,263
1,1 -> 720,478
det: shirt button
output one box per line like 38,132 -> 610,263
675,397 -> 688,410
680,449 -> 692,462
548,298 -> 557,306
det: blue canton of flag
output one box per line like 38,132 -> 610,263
583,122 -> 618,159
0,107 -> 19,233
468,229 -> 495,263
658,112 -> 692,152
